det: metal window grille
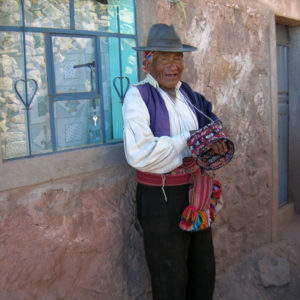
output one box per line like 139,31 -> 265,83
0,0 -> 138,160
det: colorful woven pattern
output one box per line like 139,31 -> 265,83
187,121 -> 235,170
189,173 -> 213,211
142,51 -> 152,72
179,179 -> 222,231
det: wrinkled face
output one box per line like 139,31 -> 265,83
146,51 -> 184,90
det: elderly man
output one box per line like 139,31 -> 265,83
122,24 -> 227,300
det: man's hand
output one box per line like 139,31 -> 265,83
210,140 -> 228,155
189,131 -> 228,155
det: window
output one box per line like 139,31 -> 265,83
0,0 -> 138,160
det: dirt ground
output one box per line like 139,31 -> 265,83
214,213 -> 300,300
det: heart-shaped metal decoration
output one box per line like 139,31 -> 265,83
14,78 -> 38,110
113,76 -> 130,104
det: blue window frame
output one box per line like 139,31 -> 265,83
0,0 -> 138,160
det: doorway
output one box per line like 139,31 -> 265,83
276,24 -> 289,207
276,22 -> 300,213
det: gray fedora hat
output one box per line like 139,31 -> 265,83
133,23 -> 197,52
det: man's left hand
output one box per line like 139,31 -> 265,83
210,140 -> 228,155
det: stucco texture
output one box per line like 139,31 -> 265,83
260,0 -> 300,21
0,165 -> 151,300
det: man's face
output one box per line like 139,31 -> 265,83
146,51 -> 184,90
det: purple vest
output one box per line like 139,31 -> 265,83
136,83 -> 198,137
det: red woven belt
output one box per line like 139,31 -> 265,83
136,170 -> 191,186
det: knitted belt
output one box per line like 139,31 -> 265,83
136,170 -> 191,186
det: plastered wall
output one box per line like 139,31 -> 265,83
259,0 -> 300,22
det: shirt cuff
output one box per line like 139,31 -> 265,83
182,130 -> 191,141
171,130 -> 191,156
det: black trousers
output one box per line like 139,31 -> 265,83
136,183 -> 215,300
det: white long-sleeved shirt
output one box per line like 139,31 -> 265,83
122,74 -> 199,174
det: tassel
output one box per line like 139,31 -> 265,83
179,205 -> 216,232
179,176 -> 222,232
179,220 -> 193,231
211,180 -> 224,214
179,205 -> 197,231
192,214 -> 201,231
212,180 -> 222,199
209,203 -> 216,223
199,211 -> 208,230
181,205 -> 198,222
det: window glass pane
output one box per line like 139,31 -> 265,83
100,37 -> 137,142
24,0 -> 70,29
114,38 -> 137,137
54,99 -> 102,150
99,37 -> 113,141
121,38 -> 137,90
75,0 -> 135,34
74,0 -> 109,31
108,0 -> 135,34
26,33 -> 52,155
0,31 -> 52,159
0,32 -> 28,159
53,36 -> 96,94
0,0 -> 22,26
106,37 -> 121,141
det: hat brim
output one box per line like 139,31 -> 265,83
133,44 -> 197,52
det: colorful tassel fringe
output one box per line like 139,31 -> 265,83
179,203 -> 217,231
212,179 -> 222,199
179,179 -> 222,232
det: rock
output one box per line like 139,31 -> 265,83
258,255 -> 290,287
